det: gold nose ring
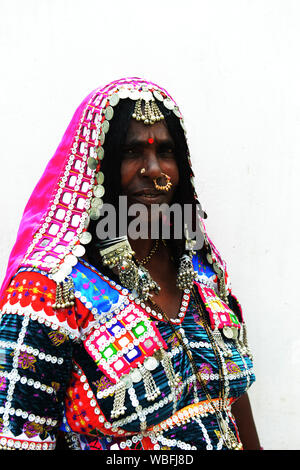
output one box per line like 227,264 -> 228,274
140,168 -> 146,174
153,173 -> 172,192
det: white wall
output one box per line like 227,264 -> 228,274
0,0 -> 299,450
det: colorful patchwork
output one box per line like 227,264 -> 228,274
84,303 -> 167,383
195,283 -> 241,330
70,262 -> 124,334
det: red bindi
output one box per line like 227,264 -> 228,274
148,138 -> 154,144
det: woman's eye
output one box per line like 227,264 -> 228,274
159,147 -> 175,157
123,148 -> 139,158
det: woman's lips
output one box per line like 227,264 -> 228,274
129,189 -> 166,204
130,194 -> 165,204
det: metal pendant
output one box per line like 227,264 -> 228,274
72,245 -> 86,257
79,231 -> 92,245
153,90 -> 164,101
109,93 -> 120,107
96,146 -> 104,160
105,106 -> 114,120
222,326 -> 234,339
93,185 -> 105,198
96,171 -> 104,184
144,356 -> 159,371
87,157 -> 98,170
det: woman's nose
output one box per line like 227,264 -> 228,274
142,151 -> 161,178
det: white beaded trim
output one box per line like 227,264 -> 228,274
0,302 -> 79,340
0,436 -> 55,450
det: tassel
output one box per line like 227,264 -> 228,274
217,414 -> 243,450
235,323 -> 253,359
111,380 -> 127,419
138,363 -> 161,401
53,276 -> 75,310
53,282 -> 63,310
211,329 -> 232,358
160,348 -> 180,389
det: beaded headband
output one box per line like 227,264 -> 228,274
0,77 -> 227,300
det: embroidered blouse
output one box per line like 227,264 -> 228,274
0,252 -> 255,450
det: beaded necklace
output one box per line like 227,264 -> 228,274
134,240 -> 159,266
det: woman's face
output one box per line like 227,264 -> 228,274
120,119 -> 179,209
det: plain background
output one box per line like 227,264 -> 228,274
0,0 -> 299,450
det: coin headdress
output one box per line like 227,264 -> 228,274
0,77 -> 230,305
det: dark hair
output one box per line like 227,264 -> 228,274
85,98 -> 199,273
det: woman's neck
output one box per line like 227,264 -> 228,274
128,237 -> 157,264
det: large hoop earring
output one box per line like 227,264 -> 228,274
153,173 -> 172,192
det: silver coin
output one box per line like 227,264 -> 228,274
87,157 -> 98,170
60,264 -> 73,276
98,131 -> 105,145
105,106 -> 114,121
64,254 -> 78,267
96,146 -> 104,160
130,368 -> 142,383
144,357 -> 158,371
79,231 -> 92,245
129,89 -> 140,100
153,90 -> 163,102
83,215 -> 90,229
118,88 -> 130,99
206,253 -> 213,265
91,197 -> 103,208
93,185 -> 105,198
96,171 -> 104,184
102,120 -> 110,134
164,98 -> 174,110
120,374 -> 132,388
141,91 -> 153,102
109,92 -> 120,107
213,262 -> 222,275
52,270 -> 66,284
72,244 -> 86,257
89,207 -> 101,220
231,327 -> 239,340
173,106 -> 181,118
223,326 -> 234,339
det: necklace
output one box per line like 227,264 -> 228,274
148,290 -> 190,324
135,239 -> 159,266
152,286 -> 242,450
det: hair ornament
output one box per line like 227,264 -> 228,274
132,97 -> 164,125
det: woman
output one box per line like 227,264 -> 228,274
0,77 -> 260,450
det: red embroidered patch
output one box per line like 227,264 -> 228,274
0,271 -> 78,331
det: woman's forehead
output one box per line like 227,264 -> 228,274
124,119 -> 173,144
